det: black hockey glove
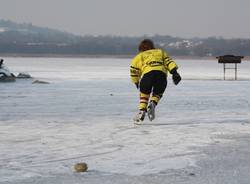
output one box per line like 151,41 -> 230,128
170,68 -> 181,85
135,82 -> 139,89
173,73 -> 181,85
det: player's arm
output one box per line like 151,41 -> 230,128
163,51 -> 181,85
130,55 -> 141,88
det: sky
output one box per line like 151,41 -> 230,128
0,0 -> 250,38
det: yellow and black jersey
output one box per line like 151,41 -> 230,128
130,49 -> 178,83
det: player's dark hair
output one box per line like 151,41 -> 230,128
138,39 -> 155,52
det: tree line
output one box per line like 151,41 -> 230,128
0,20 -> 250,56
1,35 -> 250,57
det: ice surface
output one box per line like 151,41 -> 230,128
0,57 -> 250,183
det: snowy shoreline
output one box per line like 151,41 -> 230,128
1,54 -> 250,60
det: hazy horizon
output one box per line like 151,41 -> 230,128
1,0 -> 250,39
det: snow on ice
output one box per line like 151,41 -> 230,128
0,57 -> 250,184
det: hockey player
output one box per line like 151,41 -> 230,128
130,39 -> 181,122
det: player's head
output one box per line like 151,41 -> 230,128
138,39 -> 155,52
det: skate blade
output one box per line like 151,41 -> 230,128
133,118 -> 143,125
148,114 -> 154,121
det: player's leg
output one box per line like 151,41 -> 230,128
148,71 -> 167,121
133,92 -> 150,122
133,72 -> 153,123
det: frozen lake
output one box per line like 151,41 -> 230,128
0,57 -> 250,184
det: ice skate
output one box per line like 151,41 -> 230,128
147,101 -> 156,121
133,110 -> 146,124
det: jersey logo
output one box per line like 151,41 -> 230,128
146,61 -> 163,67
